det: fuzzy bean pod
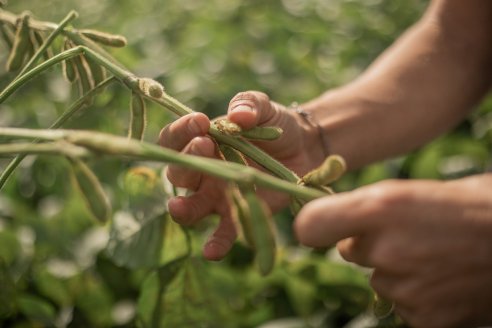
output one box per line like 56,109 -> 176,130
79,29 -> 127,47
68,158 -> 111,223
302,154 -> 346,186
244,191 -> 276,276
240,126 -> 283,141
229,187 -> 256,248
213,119 -> 242,136
6,13 -> 31,72
128,92 -> 147,141
137,78 -> 164,98
61,39 -> 78,83
0,22 -> 15,49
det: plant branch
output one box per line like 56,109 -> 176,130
0,77 -> 116,189
17,10 -> 79,77
0,128 -> 327,201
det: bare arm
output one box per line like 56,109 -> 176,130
303,0 -> 492,170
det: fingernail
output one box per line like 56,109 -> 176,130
232,105 -> 255,112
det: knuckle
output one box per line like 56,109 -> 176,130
364,180 -> 412,210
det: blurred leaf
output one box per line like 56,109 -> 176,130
17,294 -> 56,325
0,259 -> 16,319
34,269 -> 72,306
0,230 -> 21,265
106,212 -> 165,269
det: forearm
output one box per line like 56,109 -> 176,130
302,0 -> 492,170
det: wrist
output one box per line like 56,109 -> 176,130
289,102 -> 329,173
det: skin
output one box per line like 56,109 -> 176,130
160,0 -> 492,326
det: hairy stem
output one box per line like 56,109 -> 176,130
0,128 -> 326,201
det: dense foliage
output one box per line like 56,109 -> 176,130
1,0 -> 491,327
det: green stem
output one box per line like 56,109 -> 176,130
0,77 -> 116,189
0,141 -> 89,157
17,10 -> 79,77
0,128 -> 327,201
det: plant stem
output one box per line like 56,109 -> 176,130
0,128 -> 327,201
17,10 -> 79,77
0,141 -> 90,157
0,77 -> 116,189
0,46 -> 132,105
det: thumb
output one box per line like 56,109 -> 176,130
227,91 -> 279,130
294,189 -> 375,248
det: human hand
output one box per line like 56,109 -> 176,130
159,91 -> 324,260
295,174 -> 492,327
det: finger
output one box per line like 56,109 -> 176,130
167,192 -> 216,226
159,112 -> 210,150
166,136 -> 216,190
337,236 -> 373,268
203,215 -> 238,261
227,91 -> 278,129
294,189 -> 377,248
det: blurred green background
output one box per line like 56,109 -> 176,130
1,0 -> 491,327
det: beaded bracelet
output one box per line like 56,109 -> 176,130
289,102 -> 330,158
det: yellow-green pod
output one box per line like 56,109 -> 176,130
128,91 -> 147,141
68,158 -> 111,223
240,126 -> 283,141
32,30 -> 53,60
62,39 -> 78,83
244,191 -> 276,276
85,55 -> 107,86
6,13 -> 31,72
373,293 -> 394,319
219,144 -> 247,166
0,23 -> 15,49
73,54 -> 95,101
79,29 -> 127,48
229,187 -> 255,248
137,78 -> 164,98
302,154 -> 346,187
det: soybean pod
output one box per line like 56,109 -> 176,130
128,91 -> 147,140
6,13 -> 31,72
61,39 -> 78,83
68,157 -> 111,223
302,154 -> 346,187
79,29 -> 127,48
228,187 -> 255,248
244,191 -> 276,276
240,126 -> 283,141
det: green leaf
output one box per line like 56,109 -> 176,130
106,212 -> 165,269
136,256 -> 187,328
17,294 -> 56,325
0,230 -> 21,265
0,259 -> 16,319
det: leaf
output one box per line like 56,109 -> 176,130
17,294 -> 56,325
0,259 -> 16,319
136,256 -> 187,328
0,230 -> 21,265
106,211 -> 165,269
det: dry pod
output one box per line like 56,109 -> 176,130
302,154 -> 346,187
240,126 -> 283,141
128,91 -> 147,140
79,29 -> 127,47
68,157 -> 111,223
244,191 -> 276,276
137,78 -> 164,98
6,12 -> 31,72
